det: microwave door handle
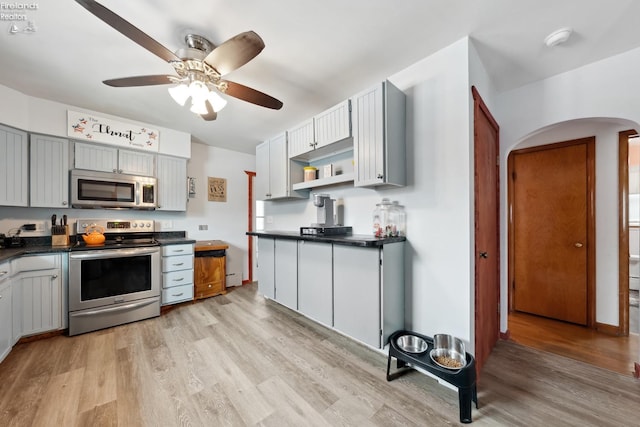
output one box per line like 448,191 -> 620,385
135,181 -> 140,206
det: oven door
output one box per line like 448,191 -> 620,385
69,246 -> 160,312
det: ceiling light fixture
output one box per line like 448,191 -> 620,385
168,75 -> 228,115
544,27 -> 573,47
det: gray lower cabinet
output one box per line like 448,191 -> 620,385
257,237 -> 275,299
255,234 -> 404,349
298,241 -> 333,326
333,243 -> 404,348
0,279 -> 12,362
274,239 -> 297,310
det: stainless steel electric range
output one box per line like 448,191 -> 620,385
68,219 -> 160,336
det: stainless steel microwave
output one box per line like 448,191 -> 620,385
71,169 -> 157,209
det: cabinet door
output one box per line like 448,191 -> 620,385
268,133 -> 289,199
274,239 -> 297,310
257,237 -> 275,298
314,100 -> 351,149
194,256 -> 225,299
74,142 -> 118,172
19,269 -> 62,336
157,155 -> 187,211
11,278 -> 21,345
0,124 -> 28,207
333,245 -> 381,348
255,140 -> 271,200
30,134 -> 69,208
118,149 -> 155,176
298,241 -> 332,326
352,83 -> 385,186
0,281 -> 12,362
288,118 -> 315,158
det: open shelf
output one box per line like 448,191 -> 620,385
292,172 -> 354,190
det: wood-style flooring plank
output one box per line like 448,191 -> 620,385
1,283 -> 638,427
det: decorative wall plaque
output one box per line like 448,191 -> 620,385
208,177 -> 227,202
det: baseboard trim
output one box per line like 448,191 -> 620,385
595,322 -> 622,336
634,362 -> 639,379
500,329 -> 511,340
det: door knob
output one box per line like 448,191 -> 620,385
479,252 -> 488,259
574,242 -> 583,248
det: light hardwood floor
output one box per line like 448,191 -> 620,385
1,283 -> 638,426
508,311 -> 639,376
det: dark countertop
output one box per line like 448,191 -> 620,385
246,230 -> 405,247
0,232 -> 196,263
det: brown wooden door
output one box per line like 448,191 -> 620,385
511,139 -> 594,325
472,87 -> 500,378
194,255 -> 226,299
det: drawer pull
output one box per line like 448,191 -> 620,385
173,263 -> 184,266
172,277 -> 185,282
172,292 -> 184,297
172,249 -> 185,253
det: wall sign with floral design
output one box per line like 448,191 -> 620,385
67,110 -> 159,152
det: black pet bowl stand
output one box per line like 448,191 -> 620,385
386,330 -> 478,423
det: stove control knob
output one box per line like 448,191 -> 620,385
132,223 -> 138,228
138,222 -> 145,228
145,223 -> 151,228
81,223 -> 88,228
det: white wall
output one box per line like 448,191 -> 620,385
0,84 -> 191,157
263,38 -> 477,350
495,46 -> 640,331
183,143 -> 256,286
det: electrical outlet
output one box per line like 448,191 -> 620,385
198,224 -> 208,231
161,220 -> 173,229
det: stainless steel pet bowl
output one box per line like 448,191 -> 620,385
429,334 -> 467,369
396,334 -> 428,353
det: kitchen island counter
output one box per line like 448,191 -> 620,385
247,230 -> 405,247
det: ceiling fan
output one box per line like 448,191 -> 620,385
75,0 -> 283,121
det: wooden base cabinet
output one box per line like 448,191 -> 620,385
194,241 -> 228,300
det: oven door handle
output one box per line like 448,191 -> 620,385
69,247 -> 159,260
70,298 -> 158,317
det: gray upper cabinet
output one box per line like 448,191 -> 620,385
352,80 -> 406,187
156,155 -> 187,211
30,134 -> 69,208
74,141 -> 155,176
287,118 -> 314,159
288,100 -> 352,159
256,132 -> 306,201
0,124 -> 28,207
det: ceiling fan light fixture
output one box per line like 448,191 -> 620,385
190,98 -> 209,115
168,83 -> 190,106
207,91 -> 227,112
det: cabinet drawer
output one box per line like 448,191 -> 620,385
162,244 -> 193,256
163,269 -> 193,289
162,283 -> 194,305
162,255 -> 193,272
13,254 -> 58,272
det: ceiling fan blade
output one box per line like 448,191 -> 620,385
201,100 -> 218,121
203,31 -> 265,76
222,80 -> 283,110
103,75 -> 177,87
75,0 -> 181,63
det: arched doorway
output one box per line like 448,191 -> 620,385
504,118 -> 640,376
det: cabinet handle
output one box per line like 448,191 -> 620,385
309,142 -> 314,147
118,169 -> 123,173
173,249 -> 185,253
172,292 -> 184,297
173,262 -> 184,266
0,271 -> 7,277
51,274 -> 58,279
62,201 -> 68,206
208,284 -> 212,288
377,174 -> 384,179
172,277 -> 185,282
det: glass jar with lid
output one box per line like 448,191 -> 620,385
373,198 -> 396,237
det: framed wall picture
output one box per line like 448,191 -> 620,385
208,177 -> 227,202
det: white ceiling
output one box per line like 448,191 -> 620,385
1,0 -> 640,154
